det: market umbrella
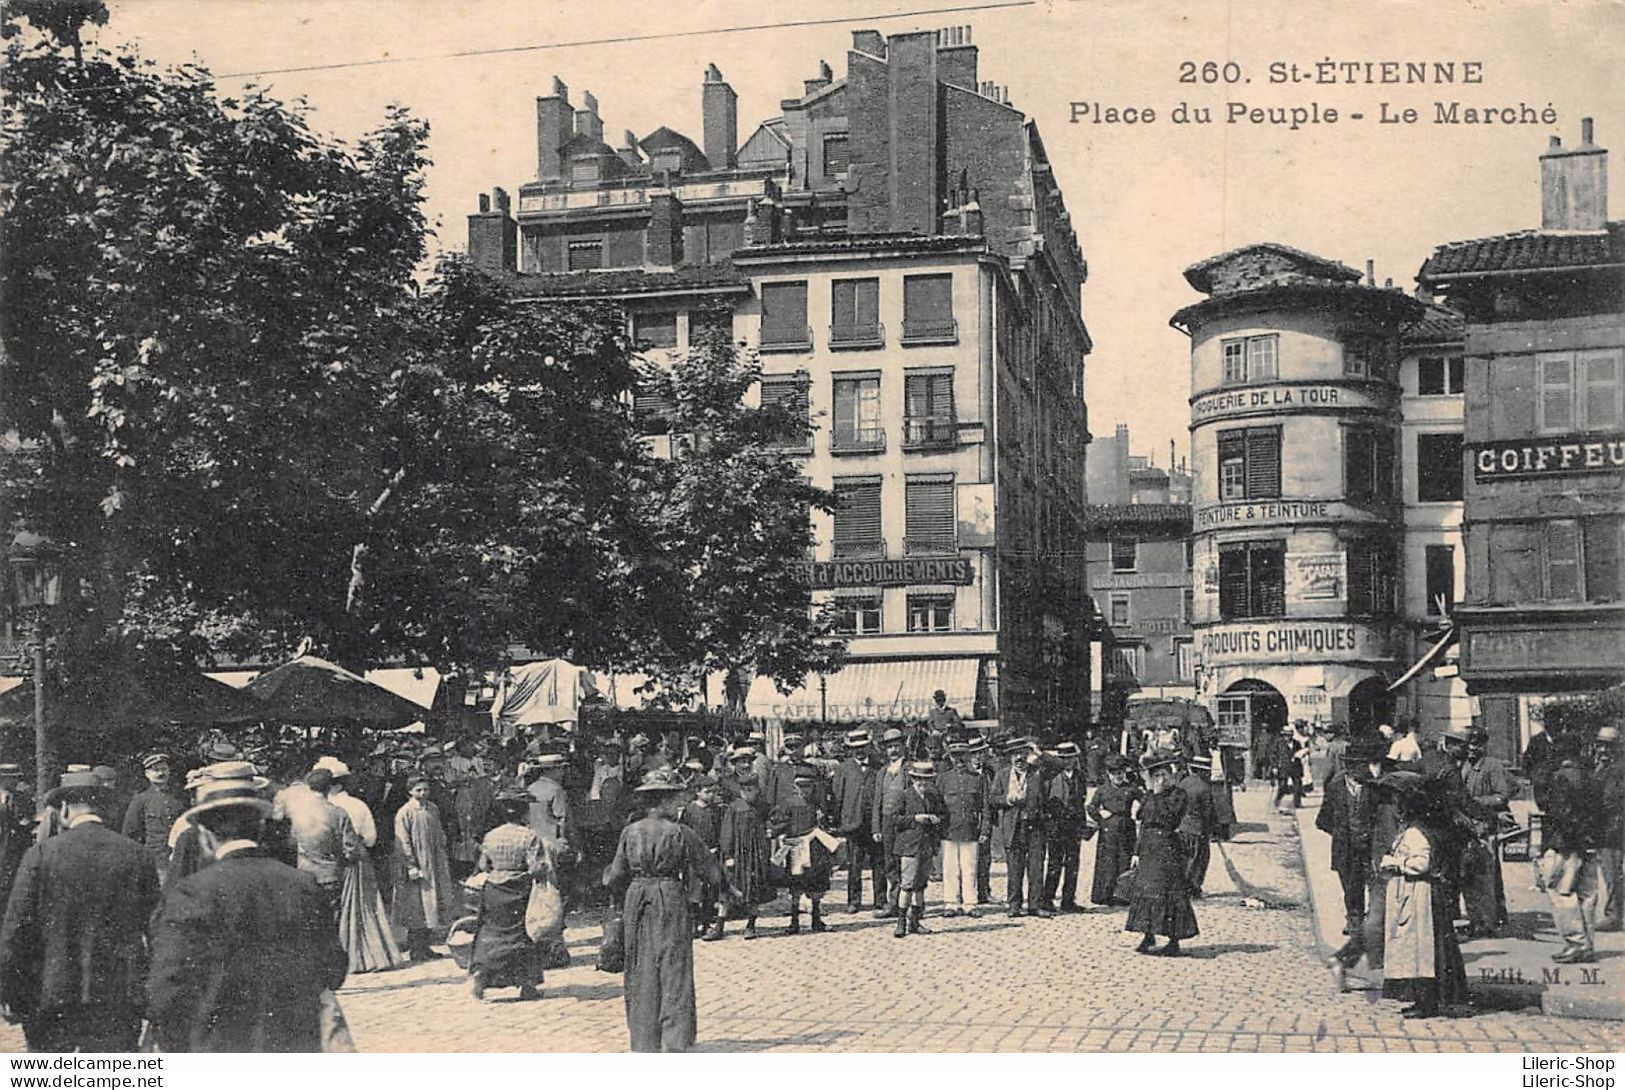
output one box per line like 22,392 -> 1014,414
244,654 -> 425,729
0,667 -> 268,730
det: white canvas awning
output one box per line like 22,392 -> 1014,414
364,667 -> 441,710
745,658 -> 982,724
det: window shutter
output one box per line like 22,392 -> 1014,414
855,279 -> 879,328
1546,521 -> 1582,601
905,478 -> 956,553
831,280 -> 856,330
1345,428 -> 1371,498
1584,518 -> 1622,602
834,482 -> 882,555
1218,544 -> 1248,619
761,282 -> 807,342
1251,544 -> 1285,616
1246,428 -> 1281,498
1582,352 -> 1620,428
1540,357 -> 1574,430
904,275 -> 953,322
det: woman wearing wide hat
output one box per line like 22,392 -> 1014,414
468,790 -> 551,1002
602,768 -> 721,1052
1087,754 -> 1142,907
1376,770 -> 1470,1019
1124,749 -> 1199,955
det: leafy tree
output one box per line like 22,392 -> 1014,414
633,319 -> 845,709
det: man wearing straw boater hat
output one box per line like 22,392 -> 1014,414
829,727 -> 882,914
147,768 -> 348,1051
0,769 -> 158,1052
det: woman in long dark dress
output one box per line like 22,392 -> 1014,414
602,769 -> 720,1053
1088,755 -> 1142,906
716,751 -> 772,940
469,792 -> 548,1001
1125,749 -> 1199,955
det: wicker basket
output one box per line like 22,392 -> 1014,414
445,915 -> 479,972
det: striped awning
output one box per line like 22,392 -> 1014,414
745,658 -> 982,724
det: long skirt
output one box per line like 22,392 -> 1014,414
623,876 -> 697,1053
725,834 -> 773,916
1091,821 -> 1136,904
1383,873 -> 1468,1008
1210,780 -> 1237,833
339,855 -> 406,973
1125,829 -> 1200,939
472,875 -> 543,989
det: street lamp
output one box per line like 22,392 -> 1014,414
10,532 -> 63,800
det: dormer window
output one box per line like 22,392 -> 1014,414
570,157 -> 599,183
651,149 -> 684,175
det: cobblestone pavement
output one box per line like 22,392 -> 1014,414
1,789 -> 1615,1053
334,789 -> 1619,1053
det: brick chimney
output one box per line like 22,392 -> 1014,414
1541,117 -> 1608,230
468,187 -> 517,273
851,29 -> 885,56
937,25 -> 978,90
702,64 -> 737,169
575,90 -> 604,143
886,30 -> 941,235
535,77 -> 573,182
646,191 -> 684,267
803,60 -> 833,97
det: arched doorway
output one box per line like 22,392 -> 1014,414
1217,679 -> 1287,781
1346,675 -> 1394,738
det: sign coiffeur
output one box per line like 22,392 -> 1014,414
1471,433 -> 1625,480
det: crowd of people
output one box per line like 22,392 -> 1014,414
1313,721 -> 1622,1020
0,691 -> 1613,1052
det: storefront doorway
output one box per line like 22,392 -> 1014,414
1216,679 -> 1287,781
1346,675 -> 1395,738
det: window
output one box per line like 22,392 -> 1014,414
1220,335 -> 1278,384
633,312 -> 678,348
1487,518 -> 1624,604
1347,539 -> 1396,616
822,133 -> 850,176
901,274 -> 956,343
831,278 -> 881,347
1343,334 -> 1394,380
1535,351 -> 1624,433
1175,640 -> 1195,682
569,158 -> 598,183
1217,427 -> 1282,501
1416,433 -> 1465,503
632,380 -> 672,434
1218,540 -> 1285,619
759,281 -> 810,350
907,594 -> 954,633
1185,538 -> 1195,569
832,374 -> 884,451
1216,696 -> 1248,735
1110,539 -> 1138,573
1109,593 -> 1131,627
1110,646 -> 1143,681
759,372 -> 810,449
903,371 -> 955,448
833,593 -> 882,635
1345,426 -> 1396,504
690,309 -> 734,346
1425,545 -> 1455,616
904,476 -> 956,555
832,479 -> 883,558
567,238 -> 603,271
1417,356 -> 1465,396
1182,588 -> 1195,623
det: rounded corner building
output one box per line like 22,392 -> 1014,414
1172,243 -> 1426,773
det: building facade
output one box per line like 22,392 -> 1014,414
1173,245 -> 1426,769
1418,118 -> 1624,761
1084,425 -> 1195,713
466,27 -> 1093,735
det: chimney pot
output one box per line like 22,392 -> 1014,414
478,193 -> 490,213
1365,259 -> 1375,286
1541,117 -> 1608,229
1582,117 -> 1595,146
1549,135 -> 1562,148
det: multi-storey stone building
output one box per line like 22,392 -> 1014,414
1173,244 -> 1426,768
1418,118 -> 1624,759
466,27 -> 1093,735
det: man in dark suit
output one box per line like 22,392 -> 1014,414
1316,737 -> 1386,958
1175,753 -> 1216,897
1042,741 -> 1090,912
0,770 -> 159,1052
147,773 -> 349,1052
121,752 -> 186,883
989,737 -> 1052,918
829,728 -> 881,913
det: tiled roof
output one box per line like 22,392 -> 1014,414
1171,280 -> 1423,331
502,262 -> 749,299
1183,243 -> 1363,294
1403,303 -> 1465,346
1419,225 -> 1625,280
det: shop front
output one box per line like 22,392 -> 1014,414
743,656 -> 991,730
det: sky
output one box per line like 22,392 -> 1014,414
98,0 -> 1625,466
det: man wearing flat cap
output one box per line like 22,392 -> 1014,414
122,752 -> 187,884
147,774 -> 348,1051
0,770 -> 158,1051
